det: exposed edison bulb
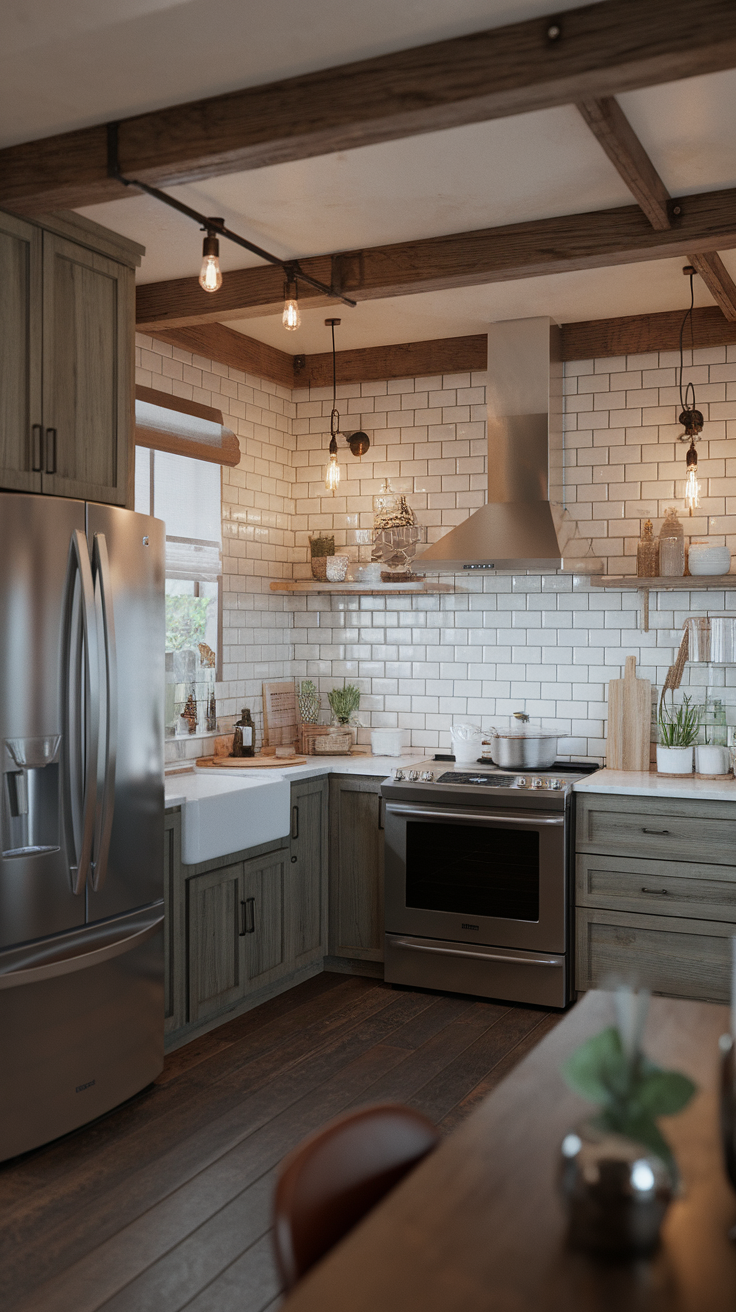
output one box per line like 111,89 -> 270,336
282,296 -> 301,331
684,439 -> 700,516
199,232 -> 222,293
684,465 -> 700,515
325,452 -> 341,495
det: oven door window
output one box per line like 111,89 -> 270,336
405,821 -> 539,922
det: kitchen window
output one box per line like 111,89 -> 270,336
133,386 -> 240,719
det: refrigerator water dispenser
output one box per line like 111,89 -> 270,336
3,736 -> 62,858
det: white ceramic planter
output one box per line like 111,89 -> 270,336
694,744 -> 731,775
656,745 -> 693,775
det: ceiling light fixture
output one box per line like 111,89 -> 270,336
282,265 -> 301,331
199,220 -> 223,293
678,265 -> 704,517
323,318 -> 370,496
107,123 -> 355,324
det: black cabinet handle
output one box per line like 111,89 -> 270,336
31,425 -> 43,472
642,828 -> 670,835
291,855 -> 297,863
291,805 -> 299,840
45,428 -> 57,475
641,887 -> 668,895
378,797 -> 385,830
239,897 -> 255,935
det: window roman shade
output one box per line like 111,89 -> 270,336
134,385 -> 240,467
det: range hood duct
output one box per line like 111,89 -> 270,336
414,317 -> 601,574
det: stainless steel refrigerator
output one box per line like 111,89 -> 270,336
0,493 -> 165,1160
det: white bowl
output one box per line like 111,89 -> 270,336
688,543 -> 731,576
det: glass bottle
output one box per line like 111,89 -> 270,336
636,520 -> 659,577
235,707 -> 255,757
658,508 -> 685,578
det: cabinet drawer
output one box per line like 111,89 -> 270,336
576,793 -> 736,866
576,907 -> 732,1002
576,853 -> 736,923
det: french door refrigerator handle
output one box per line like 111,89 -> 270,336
90,533 -> 117,892
0,915 -> 163,988
61,530 -> 100,895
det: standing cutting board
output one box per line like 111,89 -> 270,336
607,655 -> 651,771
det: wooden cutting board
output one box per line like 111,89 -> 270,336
196,754 -> 307,768
606,655 -> 651,771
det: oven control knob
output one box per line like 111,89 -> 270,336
546,777 -> 562,790
406,770 -> 420,781
393,769 -> 405,781
529,777 -> 544,789
513,775 -> 528,788
420,771 -> 434,782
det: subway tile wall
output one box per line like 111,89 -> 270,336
138,334 -> 736,762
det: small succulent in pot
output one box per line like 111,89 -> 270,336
559,987 -> 696,1256
656,694 -> 700,775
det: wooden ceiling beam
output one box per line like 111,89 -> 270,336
575,97 -> 672,230
688,252 -> 736,321
3,0 -> 736,214
577,96 -> 736,321
146,325 -> 488,389
560,305 -> 736,360
137,186 -> 736,331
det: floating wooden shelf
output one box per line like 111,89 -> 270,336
590,575 -> 736,590
589,575 -> 736,632
269,581 -> 457,596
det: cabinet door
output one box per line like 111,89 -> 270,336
575,906 -> 732,1003
41,232 -> 132,505
0,212 -> 42,493
288,778 -> 327,971
163,812 -> 186,1037
329,777 -> 384,961
188,862 -> 245,1025
242,852 -> 288,991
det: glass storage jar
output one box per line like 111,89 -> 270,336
658,508 -> 685,577
636,520 -> 659,577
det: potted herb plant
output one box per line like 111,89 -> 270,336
327,683 -> 361,729
656,694 -> 700,775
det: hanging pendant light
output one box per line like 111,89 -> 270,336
322,319 -> 370,495
678,266 -> 704,517
199,219 -> 223,293
282,266 -> 301,331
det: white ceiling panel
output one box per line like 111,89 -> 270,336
619,70 -> 736,196
0,0 -> 598,148
79,106 -> 634,285
226,257 -> 723,355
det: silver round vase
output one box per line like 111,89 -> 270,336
559,1120 -> 675,1257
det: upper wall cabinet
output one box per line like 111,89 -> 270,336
0,209 -> 143,507
0,213 -> 42,494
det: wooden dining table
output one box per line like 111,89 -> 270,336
280,990 -> 736,1312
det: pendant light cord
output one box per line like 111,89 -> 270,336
678,268 -> 696,415
330,320 -> 339,440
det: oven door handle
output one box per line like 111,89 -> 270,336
384,805 -> 564,827
388,937 -> 563,968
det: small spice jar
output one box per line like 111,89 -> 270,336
636,519 -> 659,577
658,508 -> 685,577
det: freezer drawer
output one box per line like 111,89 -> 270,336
385,933 -> 568,1008
0,905 -> 163,1161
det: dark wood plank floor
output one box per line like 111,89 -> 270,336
0,973 -> 561,1312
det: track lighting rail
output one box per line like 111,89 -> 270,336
106,123 -> 356,309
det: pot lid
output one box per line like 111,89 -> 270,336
487,714 -> 558,740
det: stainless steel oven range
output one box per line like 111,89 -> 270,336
382,763 -> 598,1009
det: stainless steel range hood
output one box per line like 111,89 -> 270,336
414,317 -> 601,574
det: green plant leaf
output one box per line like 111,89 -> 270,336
562,1027 -> 628,1103
635,1070 -> 696,1117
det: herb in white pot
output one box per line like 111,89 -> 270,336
656,695 -> 700,775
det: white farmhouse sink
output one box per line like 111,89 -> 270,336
164,771 -> 291,864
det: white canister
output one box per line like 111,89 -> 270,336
450,723 -> 484,764
370,728 -> 405,757
694,744 -> 731,775
687,542 -> 731,576
656,745 -> 693,775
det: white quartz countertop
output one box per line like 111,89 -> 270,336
164,752 -> 428,807
573,768 -> 736,803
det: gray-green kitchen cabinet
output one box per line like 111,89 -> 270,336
328,776 -> 384,962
